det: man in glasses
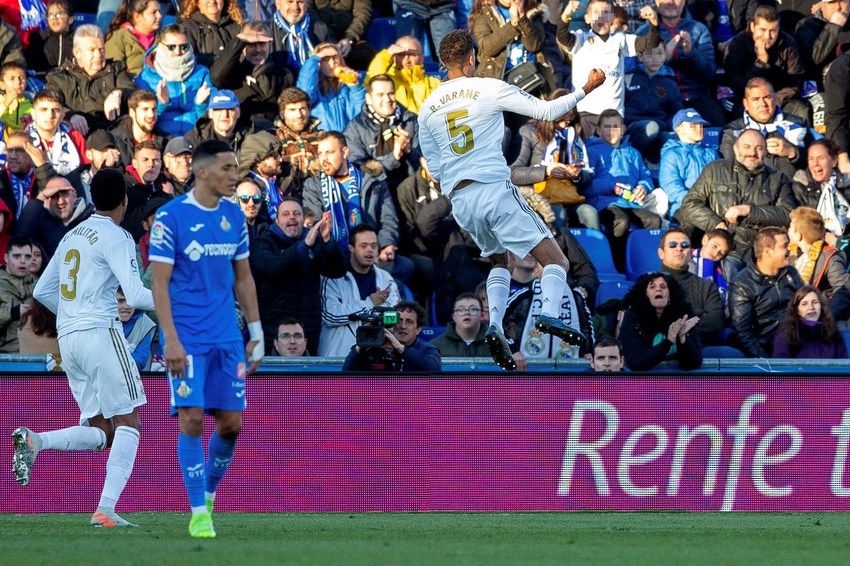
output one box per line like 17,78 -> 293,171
237,131 -> 285,223
135,24 -> 213,139
431,292 -> 490,358
250,197 -> 346,354
163,137 -> 194,196
272,319 -> 310,356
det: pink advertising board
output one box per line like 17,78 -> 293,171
2,375 -> 850,513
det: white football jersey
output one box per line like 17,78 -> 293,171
418,77 -> 585,196
34,214 -> 154,338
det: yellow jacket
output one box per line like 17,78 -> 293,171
365,49 -> 441,115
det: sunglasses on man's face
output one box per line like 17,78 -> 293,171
666,241 -> 691,249
239,195 -> 263,203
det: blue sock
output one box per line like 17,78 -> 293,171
178,433 -> 206,509
205,431 -> 236,495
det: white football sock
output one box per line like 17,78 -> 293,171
98,426 -> 140,511
487,267 -> 511,330
39,426 -> 107,451
540,264 -> 567,318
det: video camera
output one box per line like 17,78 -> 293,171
349,307 -> 400,349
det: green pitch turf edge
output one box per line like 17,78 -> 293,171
1,512 -> 848,565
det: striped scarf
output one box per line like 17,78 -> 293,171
273,11 -> 314,71
319,162 -> 363,249
741,107 -> 807,148
542,127 -> 586,166
25,121 -> 80,175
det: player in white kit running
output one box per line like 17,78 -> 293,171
418,30 -> 606,370
13,169 -> 155,528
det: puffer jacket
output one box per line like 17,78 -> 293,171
679,159 -> 795,247
45,60 -> 136,131
181,11 -> 241,70
728,263 -> 804,357
472,3 -> 555,95
365,49 -> 441,114
585,136 -> 654,211
104,27 -> 148,77
509,121 -> 592,189
343,102 -> 422,182
296,54 -> 365,132
623,64 -> 683,128
658,138 -> 719,220
724,29 -> 805,104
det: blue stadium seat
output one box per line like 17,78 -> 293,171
625,228 -> 663,281
419,326 -> 444,342
75,12 -> 97,25
703,127 -> 722,149
568,228 -> 626,282
367,17 -> 397,52
595,280 -> 632,308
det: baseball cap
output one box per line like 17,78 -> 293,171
208,90 -> 240,110
164,136 -> 193,156
672,109 -> 710,129
87,129 -> 119,151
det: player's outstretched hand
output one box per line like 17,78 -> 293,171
583,69 -> 606,93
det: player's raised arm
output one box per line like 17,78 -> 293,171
496,69 -> 606,121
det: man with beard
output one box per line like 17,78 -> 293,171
185,89 -> 256,155
163,137 -> 194,196
110,89 -> 166,167
250,197 -> 346,354
237,131 -> 285,224
210,20 -> 293,120
366,36 -> 440,116
16,176 -> 94,260
273,87 -> 324,201
122,141 -> 172,241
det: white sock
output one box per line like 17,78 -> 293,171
98,426 -> 140,511
487,267 -> 511,330
39,426 -> 107,451
540,264 -> 567,318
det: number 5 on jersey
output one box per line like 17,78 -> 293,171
445,109 -> 475,156
60,249 -> 81,300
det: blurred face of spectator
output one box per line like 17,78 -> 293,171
199,0 -> 224,21
675,121 -> 704,144
31,99 -> 64,135
655,0 -> 685,21
276,199 -> 304,238
236,180 -> 262,221
243,39 -> 271,66
658,232 -> 691,270
348,230 -> 378,271
282,100 -> 310,132
133,147 -> 162,183
392,308 -> 422,347
638,44 -> 667,74
130,100 -> 157,135
808,143 -> 838,184
749,16 -> 780,51
29,246 -> 42,274
133,0 -> 162,35
1,66 -> 26,98
701,234 -> 730,262
585,0 -> 613,35
647,276 -> 670,314
165,151 -> 192,182
5,136 -> 33,176
255,150 -> 283,178
318,137 -> 349,177
116,290 -> 135,322
742,83 -> 777,123
317,46 -> 342,78
5,244 -> 32,277
394,37 -> 424,70
366,79 -> 397,118
733,130 -> 766,171
276,0 -> 307,24
598,115 -> 625,147
73,35 -> 106,77
798,291 -> 822,323
44,179 -> 77,221
274,322 -> 308,356
209,106 -> 240,137
46,3 -> 72,34
452,297 -> 482,335
589,345 -> 624,372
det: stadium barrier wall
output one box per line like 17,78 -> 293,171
3,374 -> 850,513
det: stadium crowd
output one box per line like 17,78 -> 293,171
2,0 -> 850,370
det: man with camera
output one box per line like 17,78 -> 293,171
342,300 -> 442,371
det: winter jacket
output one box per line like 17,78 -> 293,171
508,122 -> 592,189
365,49 -> 441,115
319,266 -> 400,357
0,19 -> 25,69
585,136 -> 654,211
342,336 -> 442,371
105,27 -> 148,77
430,322 -> 490,358
181,11 -> 241,70
296,54 -> 365,132
794,14 -> 850,87
791,167 -> 850,217
719,113 -> 810,179
679,159 -> 795,248
793,240 -> 849,297
24,26 -> 73,76
342,102 -> 421,186
250,222 -> 347,354
772,322 -> 849,359
729,263 -> 804,357
825,51 -> 850,153
109,115 -> 167,167
0,268 -> 36,353
268,11 -> 334,73
135,49 -> 213,137
15,198 -> 94,260
623,64 -> 683,128
302,167 -> 401,250
724,30 -> 805,104
636,14 -> 716,101
184,115 -> 265,156
618,307 -> 703,370
45,60 -> 136,131
658,138 -> 720,220
313,0 -> 373,41
662,265 -> 726,343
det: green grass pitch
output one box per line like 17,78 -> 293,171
1,512 -> 848,565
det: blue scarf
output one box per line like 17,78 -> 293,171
741,107 -> 807,148
273,11 -> 314,71
320,162 -> 363,249
542,127 -> 586,166
248,170 -> 284,221
8,168 -> 33,218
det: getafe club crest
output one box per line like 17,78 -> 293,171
220,215 -> 231,232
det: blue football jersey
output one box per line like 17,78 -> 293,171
148,191 -> 249,346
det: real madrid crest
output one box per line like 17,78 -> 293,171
524,330 -> 546,356
220,215 -> 231,232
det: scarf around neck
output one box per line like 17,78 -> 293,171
153,47 -> 196,83
365,103 -> 401,157
8,168 -> 33,218
26,121 -> 80,175
542,127 -> 586,167
742,107 -> 807,148
816,171 -> 850,235
273,11 -> 314,70
320,162 -> 363,249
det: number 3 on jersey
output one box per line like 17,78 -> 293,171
445,109 -> 475,155
60,249 -> 81,300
